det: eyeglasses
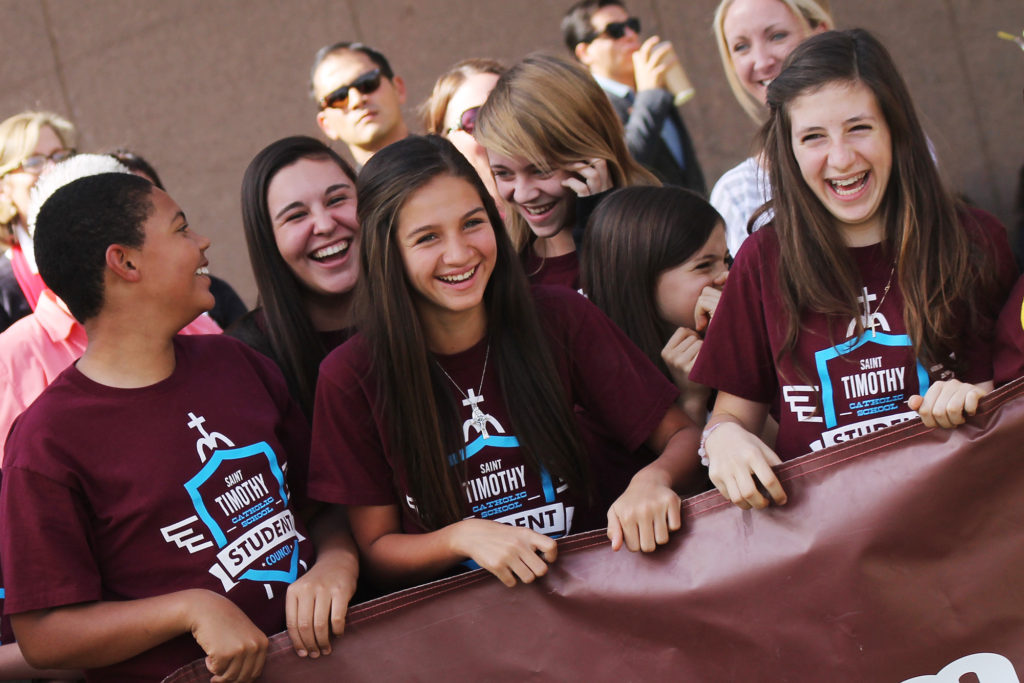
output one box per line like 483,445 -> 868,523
583,16 -> 641,43
319,69 -> 383,110
446,106 -> 481,136
13,148 -> 76,175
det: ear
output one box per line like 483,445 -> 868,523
392,75 -> 407,105
105,244 -> 142,283
810,18 -> 832,35
574,42 -> 593,67
316,110 -> 340,140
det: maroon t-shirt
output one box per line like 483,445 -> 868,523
691,208 -> 1014,461
523,249 -> 580,290
0,335 -> 315,681
993,274 -> 1024,386
309,286 -> 677,538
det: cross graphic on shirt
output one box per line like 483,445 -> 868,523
462,389 -> 504,441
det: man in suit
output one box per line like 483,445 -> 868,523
562,0 -> 706,195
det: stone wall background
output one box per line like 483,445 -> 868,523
1,0 -> 1020,304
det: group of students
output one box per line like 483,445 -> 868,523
0,0 -> 1021,681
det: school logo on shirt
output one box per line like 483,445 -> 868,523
159,412 -> 306,594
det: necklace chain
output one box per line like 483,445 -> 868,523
868,264 -> 896,337
436,342 -> 490,399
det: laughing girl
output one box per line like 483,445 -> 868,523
308,136 -> 700,589
691,29 -> 1015,510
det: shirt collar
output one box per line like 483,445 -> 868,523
592,74 -> 633,100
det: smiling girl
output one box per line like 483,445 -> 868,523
308,136 -> 700,590
709,0 -> 833,257
230,136 -> 360,416
474,54 -> 656,290
691,29 -> 1015,510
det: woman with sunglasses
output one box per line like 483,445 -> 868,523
709,0 -> 833,257
308,135 -> 700,591
0,111 -> 76,332
230,136 -> 360,418
475,54 -> 656,290
423,58 -> 505,210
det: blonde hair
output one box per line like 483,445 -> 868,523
421,58 -> 505,135
0,111 -> 76,242
475,53 -> 656,248
713,0 -> 833,121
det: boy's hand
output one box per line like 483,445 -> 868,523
188,591 -> 268,682
286,550 -> 357,658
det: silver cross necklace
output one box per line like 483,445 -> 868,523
436,342 -> 493,439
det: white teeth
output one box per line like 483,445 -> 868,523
439,267 -> 476,283
311,241 -> 350,260
828,172 -> 868,196
195,266 -> 209,276
524,202 -> 555,216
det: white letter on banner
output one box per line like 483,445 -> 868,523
901,652 -> 1019,683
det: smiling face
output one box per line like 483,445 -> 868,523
267,156 -> 360,303
654,222 -> 728,330
789,80 -> 893,245
314,50 -> 408,162
396,174 -> 497,340
722,0 -> 812,105
487,150 -> 574,240
135,187 -> 215,320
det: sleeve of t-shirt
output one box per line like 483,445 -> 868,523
0,462 -> 102,615
542,288 -> 679,452
308,339 -> 398,507
689,229 -> 779,404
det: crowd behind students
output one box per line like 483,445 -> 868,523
0,1 -> 1020,680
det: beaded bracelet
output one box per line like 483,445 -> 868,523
697,421 -> 730,467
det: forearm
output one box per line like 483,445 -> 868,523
11,589 -> 206,670
360,526 -> 464,590
307,504 -> 359,579
0,641 -> 80,679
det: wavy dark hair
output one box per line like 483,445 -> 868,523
581,186 -> 723,377
760,28 -> 999,375
354,134 -> 589,529
240,135 -> 356,414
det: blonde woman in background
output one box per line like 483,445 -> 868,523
423,58 -> 505,207
0,111 -> 76,331
708,0 -> 832,258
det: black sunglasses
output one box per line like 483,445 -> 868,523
446,106 -> 481,136
584,16 -> 640,43
319,69 -> 383,110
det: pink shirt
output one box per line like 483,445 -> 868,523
0,289 -> 221,455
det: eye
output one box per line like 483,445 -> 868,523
414,232 -> 437,245
177,222 -> 190,233
491,169 -> 512,180
850,124 -> 872,133
463,217 -> 487,230
769,31 -> 789,42
282,210 -> 309,223
532,167 -> 555,179
800,132 -> 825,144
731,40 -> 749,54
327,194 -> 350,206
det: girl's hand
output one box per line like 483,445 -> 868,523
285,549 -> 357,659
908,379 -> 991,428
562,158 -> 612,197
705,420 -> 786,510
449,518 -> 557,587
607,469 -> 682,552
694,271 -> 728,332
661,327 -> 702,391
187,591 -> 269,683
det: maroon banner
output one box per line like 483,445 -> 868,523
166,380 -> 1024,682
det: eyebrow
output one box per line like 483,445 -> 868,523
172,210 -> 187,226
405,206 -> 486,240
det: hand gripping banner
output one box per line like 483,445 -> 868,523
165,379 -> 1024,682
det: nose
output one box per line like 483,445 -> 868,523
195,230 -> 211,251
442,231 -> 473,265
512,176 -> 537,205
827,139 -> 856,170
311,205 -> 337,235
751,42 -> 776,74
347,84 -> 368,109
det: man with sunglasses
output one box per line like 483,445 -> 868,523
562,0 -> 706,195
311,42 -> 409,168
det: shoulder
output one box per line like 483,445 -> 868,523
959,206 -> 1008,242
319,332 -> 373,383
531,284 -> 593,320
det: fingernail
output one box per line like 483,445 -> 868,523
297,650 -> 307,658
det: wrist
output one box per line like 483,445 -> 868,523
698,417 -> 741,467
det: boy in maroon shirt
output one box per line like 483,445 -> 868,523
0,173 -> 356,681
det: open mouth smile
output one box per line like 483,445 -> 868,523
827,172 -> 869,197
310,240 -> 351,262
438,266 -> 477,283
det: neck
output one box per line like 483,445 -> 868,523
304,290 -> 354,332
349,123 -> 409,167
420,306 -> 488,355
594,65 -> 635,90
77,314 -> 179,388
840,216 -> 884,248
533,229 -> 576,258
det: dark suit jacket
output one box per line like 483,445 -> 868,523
606,87 -> 706,196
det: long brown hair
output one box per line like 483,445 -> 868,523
474,53 -> 656,249
421,58 -> 505,135
581,186 -> 723,377
354,135 -> 589,529
240,136 -> 357,415
761,29 -> 999,374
